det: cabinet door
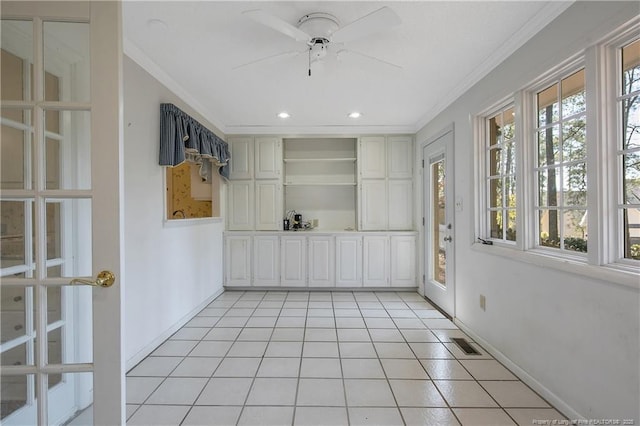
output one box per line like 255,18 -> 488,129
281,236 -> 307,287
335,236 -> 362,287
255,137 -> 282,179
388,180 -> 413,230
225,236 -> 252,286
253,236 -> 280,286
363,235 -> 389,287
360,180 -> 387,230
390,235 -> 416,287
388,136 -> 413,178
227,181 -> 254,230
308,236 -> 334,287
359,136 -> 386,178
228,137 -> 253,180
255,181 -> 282,230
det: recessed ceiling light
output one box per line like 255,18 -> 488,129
277,112 -> 291,119
348,112 -> 362,119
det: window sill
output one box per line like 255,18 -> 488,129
163,217 -> 224,228
471,242 -> 639,290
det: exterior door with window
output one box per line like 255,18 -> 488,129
0,2 -> 123,425
423,130 -> 455,317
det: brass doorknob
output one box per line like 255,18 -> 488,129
70,271 -> 115,288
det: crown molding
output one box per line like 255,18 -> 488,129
123,37 -> 228,135
414,1 -> 574,132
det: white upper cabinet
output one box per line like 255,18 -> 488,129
228,181 -> 254,230
358,135 -> 414,231
281,236 -> 307,287
359,136 -> 386,178
390,235 -> 416,287
388,136 -> 413,178
360,180 -> 388,231
308,236 -> 335,287
388,180 -> 413,230
335,236 -> 362,287
253,236 -> 280,286
255,137 -> 282,179
255,181 -> 282,231
228,137 -> 253,180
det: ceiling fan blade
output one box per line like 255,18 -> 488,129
233,50 -> 303,70
243,9 -> 310,43
331,6 -> 401,43
337,48 -> 403,70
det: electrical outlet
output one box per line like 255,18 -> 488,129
479,294 -> 486,311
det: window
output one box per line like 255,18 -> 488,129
618,38 -> 640,261
165,161 -> 221,220
534,68 -> 587,253
484,104 -> 517,243
473,20 -> 640,279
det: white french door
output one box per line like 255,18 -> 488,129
0,2 -> 124,425
422,129 -> 455,317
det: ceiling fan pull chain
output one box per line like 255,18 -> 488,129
308,47 -> 311,76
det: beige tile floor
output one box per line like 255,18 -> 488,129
125,291 -> 566,425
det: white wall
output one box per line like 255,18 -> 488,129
123,56 -> 225,368
416,2 -> 639,421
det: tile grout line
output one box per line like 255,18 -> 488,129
179,290 -> 246,425
127,290 -> 566,425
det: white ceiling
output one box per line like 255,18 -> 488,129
123,1 -> 572,135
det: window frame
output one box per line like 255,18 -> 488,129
527,61 -> 589,258
602,23 -> 640,269
471,21 -> 640,286
476,99 -> 520,248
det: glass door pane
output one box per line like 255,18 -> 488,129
431,159 -> 446,286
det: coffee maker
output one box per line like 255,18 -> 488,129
293,213 -> 302,230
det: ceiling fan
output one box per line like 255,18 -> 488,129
237,6 -> 402,75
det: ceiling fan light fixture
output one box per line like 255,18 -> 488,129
348,112 -> 362,119
277,112 -> 291,119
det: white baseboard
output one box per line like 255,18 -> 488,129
125,287 -> 224,371
454,318 -> 582,421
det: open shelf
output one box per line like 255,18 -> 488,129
284,138 -> 358,231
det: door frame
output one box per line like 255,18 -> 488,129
421,124 -> 456,318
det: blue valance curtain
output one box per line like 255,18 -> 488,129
159,103 -> 230,180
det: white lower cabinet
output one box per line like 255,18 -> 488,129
225,232 -> 416,288
253,236 -> 280,286
308,236 -> 335,287
281,236 -> 307,287
390,235 -> 416,287
225,236 -> 252,286
363,235 -> 390,287
335,236 -> 362,287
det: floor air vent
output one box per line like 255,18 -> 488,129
451,337 -> 481,355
